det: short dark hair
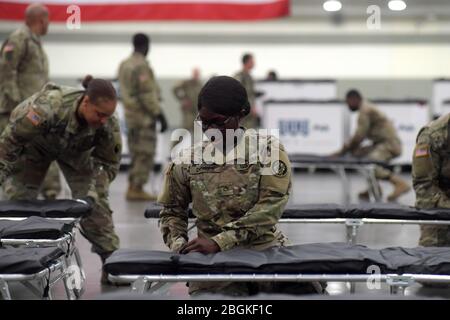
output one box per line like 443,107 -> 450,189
198,76 -> 250,117
242,53 -> 253,65
133,33 -> 149,50
346,89 -> 362,99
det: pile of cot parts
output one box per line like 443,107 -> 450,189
0,200 -> 92,300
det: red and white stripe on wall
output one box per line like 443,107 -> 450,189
0,0 -> 290,21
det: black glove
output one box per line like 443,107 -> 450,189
157,112 -> 168,133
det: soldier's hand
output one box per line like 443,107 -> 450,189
180,237 -> 220,254
157,112 -> 168,133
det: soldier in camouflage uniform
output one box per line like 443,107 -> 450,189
334,89 -> 410,202
118,33 -> 168,201
158,76 -> 322,296
412,114 -> 450,247
234,53 -> 261,130
0,77 -> 122,284
0,3 -> 61,200
173,68 -> 202,133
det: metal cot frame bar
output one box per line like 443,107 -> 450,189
0,217 -> 86,298
0,256 -> 78,300
107,273 -> 450,297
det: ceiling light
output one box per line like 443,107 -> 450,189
388,0 -> 407,11
323,1 -> 342,12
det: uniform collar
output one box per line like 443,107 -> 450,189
198,128 -> 252,164
66,95 -> 94,135
22,25 -> 41,44
133,51 -> 146,59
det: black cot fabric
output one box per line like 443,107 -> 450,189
0,199 -> 92,218
288,154 -> 388,166
104,243 -> 450,277
380,247 -> 450,275
104,243 -> 392,276
0,247 -> 64,274
146,202 -> 450,221
283,203 -> 345,219
283,203 -> 450,220
0,216 -> 75,240
104,249 -> 178,275
144,202 -> 194,219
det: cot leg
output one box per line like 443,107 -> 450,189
131,277 -> 151,294
0,279 -> 12,300
336,166 -> 350,205
147,281 -> 171,295
390,285 -> 406,296
72,247 -> 86,298
345,220 -> 362,244
350,283 -> 356,294
62,268 -> 78,301
345,225 -> 359,244
367,168 -> 381,202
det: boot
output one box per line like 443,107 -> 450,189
387,175 -> 411,202
358,185 -> 382,201
43,190 -> 58,200
126,185 -> 157,201
358,190 -> 370,201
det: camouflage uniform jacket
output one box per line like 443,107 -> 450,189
234,70 -> 255,106
413,113 -> 450,209
117,52 -> 162,128
0,83 -> 122,200
158,130 -> 291,252
343,102 -> 401,153
0,25 -> 49,114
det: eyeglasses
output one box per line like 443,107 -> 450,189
195,114 -> 235,130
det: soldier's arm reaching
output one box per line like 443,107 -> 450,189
89,116 -> 122,199
158,163 -> 191,252
0,100 -> 48,185
412,128 -> 450,208
211,147 -> 291,251
0,35 -> 25,104
341,110 -> 370,154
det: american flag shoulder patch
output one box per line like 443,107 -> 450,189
415,144 -> 429,158
26,109 -> 42,126
3,44 -> 14,52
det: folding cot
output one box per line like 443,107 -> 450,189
104,242 -> 450,297
144,202 -> 450,245
0,247 -> 77,300
289,154 -> 388,204
0,199 -> 92,299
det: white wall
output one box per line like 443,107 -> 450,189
45,42 -> 450,79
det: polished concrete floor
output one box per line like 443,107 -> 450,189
6,169 -> 450,300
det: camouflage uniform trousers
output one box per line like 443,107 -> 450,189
351,141 -> 401,180
2,151 -> 120,255
188,239 -> 323,296
0,113 -> 62,199
127,124 -> 157,188
419,225 -> 450,247
182,109 -> 196,134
